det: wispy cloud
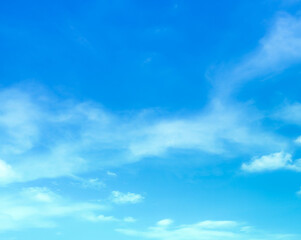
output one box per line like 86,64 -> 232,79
213,14 -> 301,98
111,191 -> 144,204
0,87 -> 285,184
124,217 -> 137,223
0,187 -> 105,232
72,176 -> 105,190
157,219 -> 174,227
83,214 -> 136,223
275,102 -> 301,125
242,151 -> 301,172
0,185 -> 140,232
20,187 -> 60,203
117,219 -> 298,240
0,159 -> 18,183
295,136 -> 301,145
107,171 -> 117,177
83,214 -> 118,222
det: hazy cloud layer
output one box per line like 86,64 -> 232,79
117,219 -> 298,240
0,87 -> 286,184
0,187 -> 105,231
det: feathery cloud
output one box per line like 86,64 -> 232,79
275,102 -> 301,125
111,191 -> 144,204
0,159 -> 18,183
0,87 -> 285,184
295,136 -> 301,145
213,14 -> 301,98
117,219 -> 298,240
242,152 -> 301,172
157,219 -> 173,227
0,187 -> 105,232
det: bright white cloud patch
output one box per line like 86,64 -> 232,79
111,191 -> 144,204
242,152 -> 301,172
117,219 -> 298,240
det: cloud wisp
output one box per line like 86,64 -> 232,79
212,14 -> 301,98
242,151 -> 301,173
111,191 -> 144,204
0,185 -> 140,232
83,214 -> 137,223
0,87 -> 285,184
275,102 -> 301,126
117,219 -> 298,240
0,187 -> 106,232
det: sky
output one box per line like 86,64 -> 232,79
1,0 -> 301,239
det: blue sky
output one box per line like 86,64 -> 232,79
1,0 -> 301,239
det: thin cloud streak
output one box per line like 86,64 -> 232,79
117,219 -> 298,240
212,14 -> 301,98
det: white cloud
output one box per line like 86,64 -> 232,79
130,15 -> 301,160
0,159 -> 18,183
83,214 -> 137,223
20,187 -> 59,203
107,171 -> 117,177
295,136 -> 301,145
197,220 -> 238,229
73,177 -> 105,190
213,14 -> 301,97
117,219 -> 298,240
83,214 -> 118,222
129,100 -> 284,158
276,102 -> 301,125
0,187 -> 106,232
0,87 -> 285,184
124,217 -> 137,223
111,191 -> 144,204
157,219 -> 173,227
241,152 -> 301,172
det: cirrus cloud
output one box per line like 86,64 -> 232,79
117,219 -> 298,240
